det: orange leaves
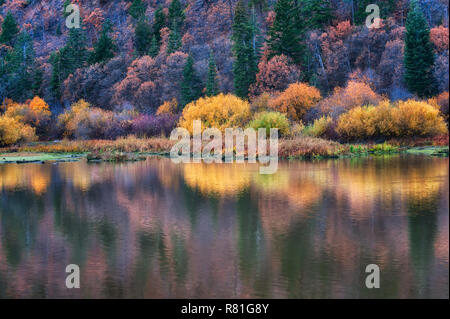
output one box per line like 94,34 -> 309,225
156,98 -> 178,115
29,96 -> 50,113
249,55 -> 300,98
268,82 -> 321,122
430,25 -> 449,53
318,80 -> 382,116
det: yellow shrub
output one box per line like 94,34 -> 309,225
4,96 -> 51,130
156,98 -> 178,115
0,115 -> 37,146
179,93 -> 251,133
336,99 -> 448,140
336,106 -> 376,140
269,83 -> 321,121
392,100 -> 448,137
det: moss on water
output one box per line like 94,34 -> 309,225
405,146 -> 449,157
0,153 -> 85,164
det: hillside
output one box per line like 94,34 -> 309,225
0,0 -> 448,114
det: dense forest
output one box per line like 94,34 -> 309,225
0,0 -> 448,145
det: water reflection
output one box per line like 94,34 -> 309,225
0,155 -> 448,298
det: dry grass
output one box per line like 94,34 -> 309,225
278,136 -> 344,158
1,135 -> 176,154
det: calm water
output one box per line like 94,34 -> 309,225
0,155 -> 448,299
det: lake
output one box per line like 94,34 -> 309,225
0,155 -> 448,298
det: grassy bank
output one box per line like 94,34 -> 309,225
0,135 -> 448,163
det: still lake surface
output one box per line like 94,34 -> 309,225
0,155 -> 448,298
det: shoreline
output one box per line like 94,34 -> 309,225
0,137 -> 448,164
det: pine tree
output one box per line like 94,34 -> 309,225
168,0 -> 185,33
90,20 -> 116,64
153,5 -> 166,44
0,11 -> 19,46
4,31 -> 35,100
50,24 -> 88,97
181,55 -> 203,107
129,0 -> 147,20
303,0 -> 333,29
206,51 -> 219,96
149,35 -> 159,57
167,21 -> 182,54
231,0 -> 258,98
134,18 -> 152,56
404,0 -> 437,98
266,0 -> 306,64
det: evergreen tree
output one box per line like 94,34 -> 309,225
404,0 -> 437,98
134,18 -> 152,56
0,11 -> 19,46
149,35 -> 159,57
303,0 -> 333,29
168,0 -> 185,33
206,51 -> 219,96
153,5 -> 166,43
129,0 -> 147,20
3,31 -> 35,100
90,20 -> 116,64
231,0 -> 258,98
50,25 -> 88,97
167,21 -> 182,54
181,55 -> 203,107
266,0 -> 306,64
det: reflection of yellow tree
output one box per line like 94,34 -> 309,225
328,158 -> 448,220
0,164 -> 51,195
183,163 -> 253,196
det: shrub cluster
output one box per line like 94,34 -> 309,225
337,100 -> 448,141
249,111 -> 290,137
179,93 -> 251,133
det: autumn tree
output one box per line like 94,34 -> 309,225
180,55 -> 203,107
404,0 -> 437,98
232,0 -> 258,98
0,11 -> 19,46
206,51 -> 219,96
90,20 -> 116,64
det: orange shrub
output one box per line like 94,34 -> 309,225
156,98 -> 178,115
268,82 -> 321,121
179,94 -> 251,133
318,81 -> 383,117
